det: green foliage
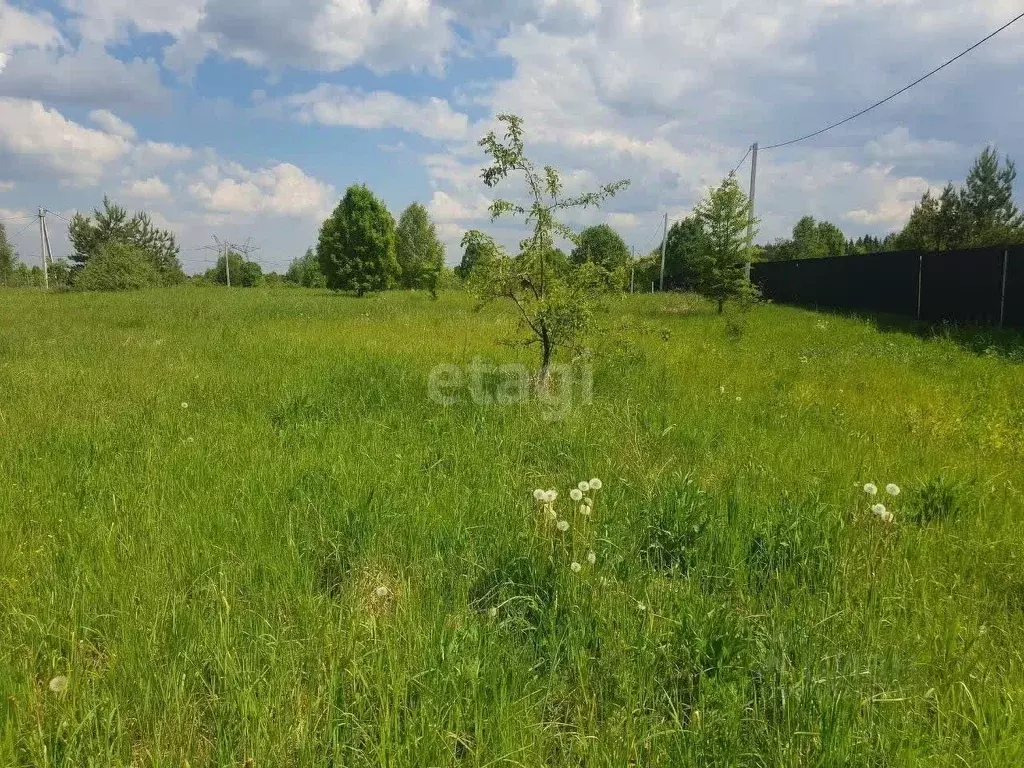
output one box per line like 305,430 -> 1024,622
895,148 -> 1024,251
69,197 -> 183,282
0,222 -> 14,287
472,114 -> 629,380
663,216 -> 710,290
204,251 -> 263,287
456,229 -> 499,281
571,224 -> 630,288
692,173 -> 758,313
285,248 -> 327,288
74,241 -> 161,291
317,185 -> 398,296
761,216 -> 847,261
395,202 -> 445,296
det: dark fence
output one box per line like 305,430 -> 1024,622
752,245 -> 1024,329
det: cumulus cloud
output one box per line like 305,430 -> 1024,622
90,109 -> 137,139
188,161 -> 335,219
122,175 -> 173,202
0,1 -> 62,50
281,84 -> 469,140
0,97 -> 130,184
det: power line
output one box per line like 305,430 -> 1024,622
42,208 -> 72,224
731,145 -> 752,175
0,214 -> 33,223
8,218 -> 37,240
763,10 -> 1024,150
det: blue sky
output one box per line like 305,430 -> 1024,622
1,0 -> 1022,275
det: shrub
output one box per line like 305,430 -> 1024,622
75,242 -> 161,292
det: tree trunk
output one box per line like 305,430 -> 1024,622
717,298 -> 724,314
537,324 -> 553,394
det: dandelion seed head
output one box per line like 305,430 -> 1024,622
556,519 -> 570,532
719,385 -> 726,394
637,602 -> 647,612
583,497 -> 593,507
533,489 -> 545,501
578,481 -> 590,492
374,585 -> 390,599
587,551 -> 596,565
580,505 -> 592,517
545,489 -> 558,502
872,503 -> 887,516
736,396 -> 742,402
488,607 -> 498,618
180,402 -> 188,409
863,483 -> 878,496
570,562 -> 582,573
886,483 -> 901,497
570,488 -> 583,501
589,478 -> 602,490
48,676 -> 68,694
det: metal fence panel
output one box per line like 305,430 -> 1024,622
919,247 -> 1005,325
1004,246 -> 1024,329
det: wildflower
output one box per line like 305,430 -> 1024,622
886,483 -> 901,497
589,478 -> 602,490
637,602 -> 647,612
736,396 -> 742,402
180,402 -> 188,409
557,519 -> 570,532
375,585 -> 390,599
48,676 -> 68,694
583,497 -> 593,507
570,488 -> 583,502
580,506 -> 592,517
488,607 -> 498,618
533,489 -> 545,501
719,385 -> 726,394
578,481 -> 590,492
871,503 -> 887,516
587,551 -> 596,565
570,562 -> 582,574
863,483 -> 878,496
545,489 -> 558,503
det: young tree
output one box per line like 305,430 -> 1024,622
456,230 -> 498,280
692,173 -> 757,313
961,147 -> 1023,245
69,197 -> 183,281
395,202 -> 446,297
317,185 -> 398,296
0,222 -> 14,287
662,216 -> 710,290
570,224 -> 630,286
285,248 -> 327,287
472,114 -> 629,386
75,242 -> 161,291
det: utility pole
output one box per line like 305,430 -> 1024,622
658,212 -> 668,292
37,207 -> 49,290
745,142 -> 759,282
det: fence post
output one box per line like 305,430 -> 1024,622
916,253 -> 924,320
1000,248 -> 1009,329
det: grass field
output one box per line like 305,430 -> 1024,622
2,287 -> 1024,766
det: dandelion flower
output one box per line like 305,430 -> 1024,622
580,506 -> 591,517
570,488 -> 583,502
589,478 -> 602,490
546,489 -> 558,502
48,676 -> 68,694
578,481 -> 590,492
570,562 -> 582,574
719,385 -> 726,394
637,602 -> 647,612
587,551 -> 596,565
863,483 -> 878,496
557,519 -> 570,532
583,497 -> 593,507
180,402 -> 189,409
488,607 -> 498,618
736,396 -> 742,402
886,483 -> 901,497
533,489 -> 545,501
871,503 -> 887,517
374,585 -> 390,599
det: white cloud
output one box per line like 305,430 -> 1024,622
188,161 -> 335,219
0,1 -> 62,50
133,141 -> 194,168
122,175 -> 172,202
0,98 -> 130,184
0,180 -> 14,192
0,44 -> 169,110
63,0 -> 204,43
865,127 -> 961,161
282,84 -> 469,140
90,109 -> 137,139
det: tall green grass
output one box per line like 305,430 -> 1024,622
2,287 -> 1024,766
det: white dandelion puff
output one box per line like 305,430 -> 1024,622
580,505 -> 592,517
570,562 -> 582,574
533,489 -> 545,501
637,602 -> 647,612
863,483 -> 878,496
886,483 -> 901,497
570,488 -> 583,502
180,402 -> 189,409
719,385 -> 726,394
583,497 -> 593,507
736,396 -> 742,402
488,606 -> 498,618
589,478 -> 602,490
546,489 -> 558,502
374,585 -> 390,599
578,481 -> 590,492
48,676 -> 68,694
556,519 -> 570,532
587,551 -> 596,565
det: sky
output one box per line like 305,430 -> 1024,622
0,0 -> 1022,275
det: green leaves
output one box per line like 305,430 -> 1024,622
317,185 -> 398,296
395,203 -> 445,295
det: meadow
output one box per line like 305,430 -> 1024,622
2,286 -> 1024,766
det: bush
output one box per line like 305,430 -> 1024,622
75,242 -> 161,292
